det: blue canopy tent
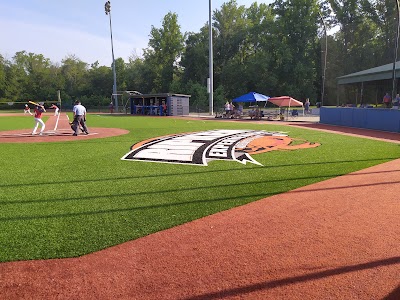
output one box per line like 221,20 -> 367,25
230,92 -> 269,119
232,92 -> 270,102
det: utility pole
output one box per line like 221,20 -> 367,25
319,11 -> 327,107
105,1 -> 118,112
392,0 -> 400,102
208,0 -> 214,116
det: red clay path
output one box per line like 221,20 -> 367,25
0,113 -> 129,143
0,115 -> 399,299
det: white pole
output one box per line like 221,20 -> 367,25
392,0 -> 400,101
208,0 -> 214,116
109,12 -> 118,113
54,90 -> 61,131
319,11 -> 327,107
105,1 -> 118,113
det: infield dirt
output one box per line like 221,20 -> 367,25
0,113 -> 129,143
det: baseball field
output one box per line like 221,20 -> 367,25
0,112 -> 399,299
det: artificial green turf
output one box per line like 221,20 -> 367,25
0,115 -> 399,262
0,115 -> 49,130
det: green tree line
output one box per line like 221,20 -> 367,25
0,0 -> 399,110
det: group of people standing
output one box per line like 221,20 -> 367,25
25,103 -> 57,135
24,100 -> 88,136
25,103 -> 59,116
383,92 -> 400,108
223,101 -> 245,118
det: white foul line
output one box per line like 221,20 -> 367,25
53,111 -> 61,131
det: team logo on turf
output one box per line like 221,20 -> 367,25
121,130 -> 320,166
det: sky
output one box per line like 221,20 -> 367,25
0,0 -> 273,67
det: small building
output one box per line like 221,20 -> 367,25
129,93 -> 190,116
337,61 -> 400,106
319,62 -> 400,133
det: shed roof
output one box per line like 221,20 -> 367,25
337,61 -> 400,85
268,96 -> 303,107
129,93 -> 191,99
232,92 -> 270,102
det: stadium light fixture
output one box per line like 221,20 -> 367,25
105,1 -> 118,113
208,0 -> 214,116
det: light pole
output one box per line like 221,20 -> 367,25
105,1 -> 118,113
391,0 -> 400,102
208,0 -> 214,116
319,11 -> 327,107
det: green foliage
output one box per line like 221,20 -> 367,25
61,55 -> 89,100
181,27 -> 209,85
144,12 -> 185,93
87,64 -> 113,97
79,95 -> 109,108
0,115 -> 399,262
126,55 -> 152,93
0,55 -> 5,99
181,81 -> 208,111
214,85 -> 227,109
327,0 -> 400,104
271,0 -> 319,100
0,1 -> 398,108
3,63 -> 20,101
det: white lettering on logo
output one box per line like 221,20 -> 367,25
121,130 -> 286,166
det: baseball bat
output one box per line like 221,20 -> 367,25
28,101 -> 44,107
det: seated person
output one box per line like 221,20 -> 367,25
234,106 -> 243,118
249,108 -> 261,119
248,109 -> 255,119
393,94 -> 400,107
231,107 -> 238,118
238,104 -> 243,114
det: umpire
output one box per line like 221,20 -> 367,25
72,100 -> 89,136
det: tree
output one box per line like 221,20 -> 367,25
230,2 -> 276,97
60,55 -> 88,100
0,55 -> 6,99
180,26 -> 210,86
213,0 -> 248,93
372,0 -> 399,65
125,54 -> 146,93
326,0 -> 399,104
3,61 -> 20,101
211,1 -> 278,100
87,63 -> 112,98
271,0 -> 320,100
181,81 -> 208,111
115,57 -> 127,92
6,1 -> 389,109
329,0 -> 376,73
144,12 -> 185,92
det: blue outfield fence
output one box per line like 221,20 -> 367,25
320,107 -> 400,133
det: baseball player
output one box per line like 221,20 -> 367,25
72,100 -> 89,136
24,104 -> 33,115
32,104 -> 46,135
69,122 -> 85,133
50,104 -> 60,116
